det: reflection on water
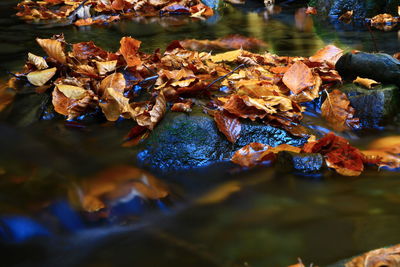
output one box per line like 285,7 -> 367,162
1,0 -> 400,266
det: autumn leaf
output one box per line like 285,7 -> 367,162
303,132 -> 364,176
119,36 -> 142,67
72,41 -> 109,61
27,67 -> 57,86
136,91 -> 167,130
56,84 -> 87,99
309,44 -> 343,67
321,89 -> 359,131
211,49 -> 243,63
27,53 -> 48,70
98,72 -> 126,96
171,102 -> 193,112
96,60 -> 117,75
345,243 -> 400,267
353,76 -> 380,89
214,110 -> 241,143
100,87 -> 136,121
231,143 -> 301,167
282,61 -> 315,94
36,37 -> 67,64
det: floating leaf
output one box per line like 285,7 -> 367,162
27,67 -> 57,86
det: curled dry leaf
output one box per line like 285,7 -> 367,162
119,36 -> 142,67
36,38 -> 67,64
137,91 -> 167,130
353,76 -> 380,89
96,60 -> 117,75
321,89 -> 359,131
27,67 -> 57,86
231,143 -> 301,167
309,44 -> 343,67
27,52 -> 48,70
100,87 -> 136,121
99,72 -> 126,96
214,110 -> 241,143
72,41 -> 109,61
345,243 -> 400,267
282,61 -> 315,94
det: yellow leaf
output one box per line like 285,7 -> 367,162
353,76 -> 380,89
27,67 -> 57,86
56,84 -> 87,99
211,49 -> 243,63
95,60 -> 117,75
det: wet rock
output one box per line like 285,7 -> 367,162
336,52 -> 400,87
339,83 -> 400,128
311,0 -> 400,18
276,151 -> 325,174
136,107 -> 308,172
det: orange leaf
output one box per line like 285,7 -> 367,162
119,36 -> 142,67
36,37 -> 67,64
214,110 -> 241,143
282,61 -> 315,94
309,44 -> 343,67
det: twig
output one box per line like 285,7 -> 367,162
366,22 -> 379,53
206,63 -> 245,89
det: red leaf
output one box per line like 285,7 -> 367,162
214,111 -> 241,143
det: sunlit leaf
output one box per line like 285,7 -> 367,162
309,44 -> 343,67
353,76 -> 380,89
56,84 -> 87,99
214,110 -> 241,143
211,49 -> 243,63
282,61 -> 315,94
36,37 -> 67,64
26,67 -> 57,86
119,36 -> 142,67
27,52 -> 48,70
96,60 -> 117,75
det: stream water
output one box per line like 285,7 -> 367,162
1,0 -> 400,266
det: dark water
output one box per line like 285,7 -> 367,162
1,0 -> 400,266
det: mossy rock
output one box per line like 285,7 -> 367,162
136,106 -> 308,172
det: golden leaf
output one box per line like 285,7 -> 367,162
100,87 -> 136,121
353,76 -> 380,89
27,52 -> 48,70
95,60 -> 117,75
36,38 -> 67,64
99,72 -> 126,96
282,61 -> 315,94
26,67 -> 57,86
56,84 -> 87,99
211,49 -> 243,63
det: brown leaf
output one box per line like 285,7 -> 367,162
303,132 -> 364,176
99,72 -> 126,96
27,67 -> 57,86
136,91 -> 166,130
214,110 -> 241,143
72,41 -> 109,61
231,143 -> 301,167
99,87 -> 136,121
96,60 -> 117,75
36,38 -> 67,64
321,89 -> 359,131
282,61 -> 315,94
119,36 -> 142,67
171,102 -> 193,112
309,45 -> 343,67
345,244 -> 400,267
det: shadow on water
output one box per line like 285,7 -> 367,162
1,0 -> 400,266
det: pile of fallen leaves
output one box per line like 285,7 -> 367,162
16,0 -> 213,26
7,34 -> 397,176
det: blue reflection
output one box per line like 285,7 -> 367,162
0,216 -> 50,243
49,201 -> 85,232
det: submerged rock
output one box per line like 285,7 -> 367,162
276,151 -> 325,174
339,83 -> 399,128
336,52 -> 400,87
136,107 -> 308,172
